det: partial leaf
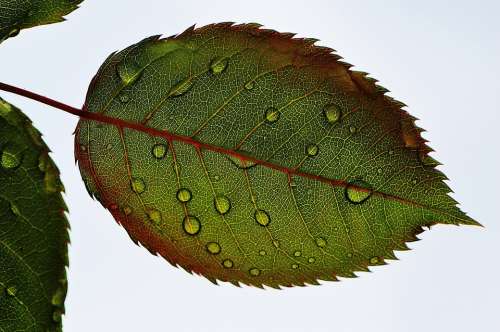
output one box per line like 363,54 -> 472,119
75,23 -> 478,288
0,0 -> 83,43
0,97 -> 69,330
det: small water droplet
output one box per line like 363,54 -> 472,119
119,94 -> 130,103
214,195 -> 231,214
345,179 -> 373,204
349,126 -> 357,134
294,250 -> 302,257
51,282 -> 66,307
244,80 -> 255,90
214,175 -> 220,181
273,240 -> 280,248
131,178 -> 146,194
123,206 -> 132,216
370,256 -> 379,264
315,237 -> 327,248
254,209 -> 270,226
169,77 -> 194,97
308,257 -> 316,263
259,250 -> 266,256
377,168 -> 383,174
323,104 -> 342,124
291,263 -> 299,269
146,208 -> 162,223
206,242 -> 221,255
306,143 -> 319,157
183,215 -> 201,235
209,57 -> 229,74
227,155 -> 256,169
249,268 -> 261,276
176,188 -> 192,202
222,259 -> 234,268
1,146 -> 22,169
6,286 -> 17,296
265,107 -> 280,123
152,143 -> 168,159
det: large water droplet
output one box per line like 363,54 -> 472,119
209,57 -> 229,74
294,250 -> 302,257
345,179 -> 373,204
324,104 -> 342,124
254,209 -> 270,226
146,208 -> 162,223
1,146 -> 22,169
249,268 -> 261,276
183,215 -> 201,235
306,143 -> 319,157
131,178 -> 146,194
152,143 -> 168,159
244,80 -> 254,90
206,242 -> 221,254
176,188 -> 192,202
315,237 -> 327,248
169,78 -> 194,97
214,195 -> 231,214
227,155 -> 256,169
265,107 -> 280,123
222,259 -> 234,268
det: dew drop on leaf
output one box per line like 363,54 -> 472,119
349,126 -> 357,134
315,237 -> 327,248
169,78 -> 194,97
254,209 -> 271,226
6,286 -> 17,296
345,179 -> 373,204
370,257 -> 379,264
259,250 -> 266,256
308,257 -> 316,263
214,195 -> 231,214
116,59 -> 142,85
249,268 -> 261,276
209,57 -> 229,74
176,188 -> 192,202
294,250 -> 302,257
1,146 -> 22,169
306,143 -> 319,157
206,242 -> 221,254
151,143 -> 168,159
130,178 -> 146,194
146,208 -> 162,223
183,215 -> 201,235
323,104 -> 342,124
222,259 -> 234,268
265,107 -> 280,123
291,263 -> 299,269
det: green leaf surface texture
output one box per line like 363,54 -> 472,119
0,98 -> 69,330
0,0 -> 83,43
75,23 -> 478,288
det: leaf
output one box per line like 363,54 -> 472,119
0,97 -> 69,329
0,0 -> 83,43
75,23 -> 478,288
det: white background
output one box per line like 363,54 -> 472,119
1,1 -> 498,331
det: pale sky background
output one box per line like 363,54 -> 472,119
1,1 -> 499,331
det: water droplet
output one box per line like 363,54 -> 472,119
244,80 -> 254,90
214,175 -> 220,181
51,283 -> 66,307
291,263 -> 299,269
227,155 -> 256,169
146,208 -> 162,223
6,286 -> 17,296
222,259 -> 234,268
308,257 -> 316,263
249,268 -> 261,276
176,188 -> 192,202
169,77 -> 194,97
52,309 -> 62,323
323,104 -> 342,124
131,178 -> 146,194
209,57 -> 229,74
152,143 -> 168,159
345,179 -> 373,204
265,107 -> 280,123
206,242 -> 221,254
10,203 -> 20,217
1,146 -> 22,169
116,59 -> 142,85
123,206 -> 132,216
214,195 -> 231,214
254,209 -> 270,226
349,126 -> 357,134
370,257 -> 379,264
377,168 -> 383,174
315,237 -> 327,248
183,215 -> 201,235
273,240 -> 280,248
293,250 -> 302,257
306,143 -> 319,157
259,250 -> 266,256
119,94 -> 130,103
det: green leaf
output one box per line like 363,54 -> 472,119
75,23 -> 478,288
0,0 -> 83,43
0,97 -> 69,330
